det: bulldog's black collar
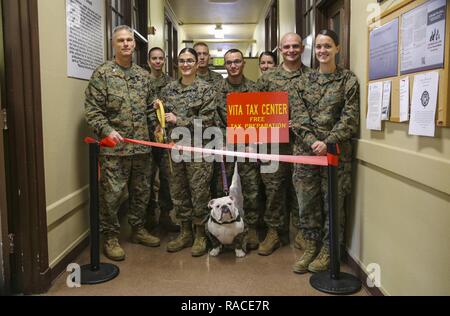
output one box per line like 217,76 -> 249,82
209,214 -> 242,225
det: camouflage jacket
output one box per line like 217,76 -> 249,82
197,68 -> 223,87
291,67 -> 360,161
256,64 -> 312,153
85,61 -> 155,156
214,77 -> 259,137
150,72 -> 173,99
160,78 -> 216,144
257,63 -> 312,96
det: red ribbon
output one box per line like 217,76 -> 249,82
327,154 -> 339,167
125,138 -> 329,166
85,136 -> 333,167
326,144 -> 340,167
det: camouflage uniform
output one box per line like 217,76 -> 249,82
291,66 -> 360,246
213,77 -> 261,226
256,64 -> 312,233
197,68 -> 223,88
160,78 -> 216,225
148,73 -> 174,220
85,61 -> 154,237
150,72 -> 173,98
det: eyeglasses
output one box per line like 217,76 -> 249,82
225,60 -> 243,66
178,59 -> 196,65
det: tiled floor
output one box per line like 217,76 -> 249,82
46,223 -> 369,296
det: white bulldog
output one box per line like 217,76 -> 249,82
207,163 -> 247,258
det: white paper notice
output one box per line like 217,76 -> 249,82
409,72 -> 439,137
66,0 -> 105,80
381,81 -> 392,121
367,82 -> 383,131
401,0 -> 447,74
399,77 -> 410,122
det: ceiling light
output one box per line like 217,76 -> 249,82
214,24 -> 224,39
209,0 -> 238,3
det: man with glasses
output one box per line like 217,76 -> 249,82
213,49 -> 261,251
194,42 -> 223,86
256,33 -> 312,256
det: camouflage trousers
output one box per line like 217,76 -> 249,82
292,161 -> 352,245
260,161 -> 290,231
169,161 -> 213,225
147,148 -> 173,214
211,161 -> 261,226
99,154 -> 152,237
285,167 -> 300,230
258,140 -> 300,231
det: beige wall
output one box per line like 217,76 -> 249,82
38,0 -> 91,268
252,0 -> 271,56
253,0 -> 302,62
349,0 -> 450,295
243,58 -> 261,82
40,0 -> 188,269
278,0 -> 296,42
149,0 -> 187,59
177,25 -> 187,53
148,0 -> 165,49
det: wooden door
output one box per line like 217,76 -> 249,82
325,0 -> 350,69
0,0 -> 10,295
0,74 -> 11,295
2,0 -> 50,294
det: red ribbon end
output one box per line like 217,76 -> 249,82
84,137 -> 98,144
327,153 -> 339,167
99,137 -> 118,148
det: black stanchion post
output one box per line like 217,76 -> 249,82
81,142 -> 119,285
310,143 -> 361,295
328,143 -> 340,280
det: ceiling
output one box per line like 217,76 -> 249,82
166,0 -> 272,56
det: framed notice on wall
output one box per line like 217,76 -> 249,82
366,0 -> 450,128
369,18 -> 399,81
400,0 -> 447,75
66,0 -> 105,80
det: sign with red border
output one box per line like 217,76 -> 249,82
226,92 -> 289,144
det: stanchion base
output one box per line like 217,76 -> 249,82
80,263 -> 120,285
310,272 -> 362,295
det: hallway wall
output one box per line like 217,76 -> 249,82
148,0 -> 165,49
149,0 -> 186,55
252,0 -> 450,296
38,0 -> 91,268
349,0 -> 450,295
253,0 -> 298,62
34,0 -> 450,295
278,0 -> 296,41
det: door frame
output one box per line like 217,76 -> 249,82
2,0 -> 50,294
296,0 -> 351,69
265,0 -> 279,60
0,0 -> 10,296
316,0 -> 350,69
0,67 -> 10,295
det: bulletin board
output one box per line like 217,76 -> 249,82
367,0 -> 450,127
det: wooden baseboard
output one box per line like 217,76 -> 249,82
342,251 -> 384,296
50,236 -> 90,282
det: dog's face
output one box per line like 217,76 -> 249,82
208,196 -> 239,223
